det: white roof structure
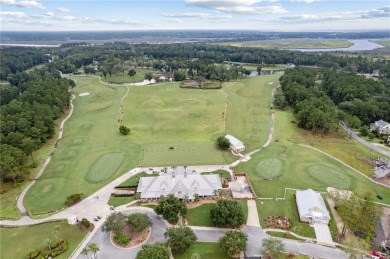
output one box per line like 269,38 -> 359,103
296,189 -> 330,219
225,135 -> 245,152
136,167 -> 222,200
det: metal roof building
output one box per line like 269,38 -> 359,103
296,189 -> 330,224
225,134 -> 245,153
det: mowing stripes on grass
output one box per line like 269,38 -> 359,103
86,152 -> 125,183
255,158 -> 283,179
173,242 -> 226,259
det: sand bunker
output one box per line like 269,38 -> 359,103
79,92 -> 90,96
268,82 -> 274,85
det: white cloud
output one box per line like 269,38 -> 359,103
185,0 -> 285,14
0,0 -> 45,9
56,7 -> 70,13
82,17 -> 142,25
291,0 -> 319,3
166,18 -> 183,23
279,6 -> 390,23
162,12 -> 232,19
0,11 -> 25,18
43,11 -> 54,17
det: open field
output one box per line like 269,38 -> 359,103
369,39 -> 390,47
100,69 -> 155,84
172,242 -> 226,259
24,76 -> 143,214
219,39 -> 353,49
186,200 -> 248,227
0,221 -> 86,259
234,109 -> 390,204
23,74 -> 278,214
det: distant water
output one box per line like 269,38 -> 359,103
291,39 -> 384,52
0,43 -> 60,47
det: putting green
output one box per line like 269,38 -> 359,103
255,158 -> 283,179
86,153 -> 125,183
308,165 -> 352,189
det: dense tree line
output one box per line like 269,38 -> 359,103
280,67 -> 390,133
0,68 -> 72,183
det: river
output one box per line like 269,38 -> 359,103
291,39 -> 384,52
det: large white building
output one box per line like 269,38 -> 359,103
225,135 -> 245,153
136,167 -> 222,200
296,189 -> 330,224
370,120 -> 390,134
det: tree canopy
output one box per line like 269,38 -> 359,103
218,230 -> 248,258
164,226 -> 197,253
136,242 -> 169,259
210,199 -> 245,228
101,212 -> 127,234
260,237 -> 286,259
128,213 -> 152,232
216,136 -> 230,150
154,194 -> 187,224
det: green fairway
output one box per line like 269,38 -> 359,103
173,242 -> 226,259
24,76 -> 143,214
186,200 -> 248,227
255,158 -> 283,179
234,109 -> 390,205
0,221 -> 86,259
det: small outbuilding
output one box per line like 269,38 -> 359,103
296,189 -> 330,224
225,135 -> 245,153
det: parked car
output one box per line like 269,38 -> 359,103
368,250 -> 386,259
377,194 -> 383,200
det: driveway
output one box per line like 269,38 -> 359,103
313,223 -> 334,247
77,209 -> 168,259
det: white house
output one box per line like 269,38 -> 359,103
136,167 -> 222,200
285,63 -> 295,68
225,135 -> 245,153
296,189 -> 330,224
370,120 -> 390,134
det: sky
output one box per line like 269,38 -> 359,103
0,0 -> 389,31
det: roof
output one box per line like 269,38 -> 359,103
296,189 -> 330,218
375,120 -> 390,128
225,135 -> 244,149
136,167 -> 222,199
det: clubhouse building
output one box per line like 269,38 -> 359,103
136,167 -> 222,200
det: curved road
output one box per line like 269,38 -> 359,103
340,121 -> 390,157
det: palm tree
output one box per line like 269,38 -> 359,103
81,247 -> 89,258
88,242 -> 100,259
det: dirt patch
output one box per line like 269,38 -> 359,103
375,175 -> 390,187
77,222 -> 95,232
381,207 -> 390,239
110,225 -> 150,248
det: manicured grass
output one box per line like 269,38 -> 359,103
257,192 -> 316,238
265,231 -> 305,241
186,200 -> 248,227
0,221 -> 86,259
24,74 -> 280,214
201,169 -> 231,180
107,197 -> 135,207
24,76 -> 143,214
117,172 -> 157,187
224,74 -> 280,151
234,109 -> 390,205
172,242 -> 227,259
219,39 -> 353,49
100,69 -> 155,84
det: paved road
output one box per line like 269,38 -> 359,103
340,121 -> 390,157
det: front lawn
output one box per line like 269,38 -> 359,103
173,242 -> 226,259
265,231 -> 305,241
187,200 -> 248,227
107,197 -> 135,207
0,221 -> 86,259
117,172 -> 157,187
201,169 -> 231,181
257,191 -> 316,238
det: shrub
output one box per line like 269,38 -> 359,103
119,125 -> 131,135
136,242 -> 169,259
114,232 -> 131,245
65,193 -> 83,206
81,218 -> 90,228
26,249 -> 40,259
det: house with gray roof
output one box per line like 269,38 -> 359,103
225,134 -> 245,153
370,120 -> 390,134
136,167 -> 222,200
296,189 -> 330,224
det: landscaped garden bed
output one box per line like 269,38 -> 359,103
110,224 -> 150,248
265,216 -> 291,230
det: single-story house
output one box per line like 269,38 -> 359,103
296,189 -> 330,224
285,63 -> 295,68
136,167 -> 222,200
225,135 -> 245,153
370,120 -> 390,134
